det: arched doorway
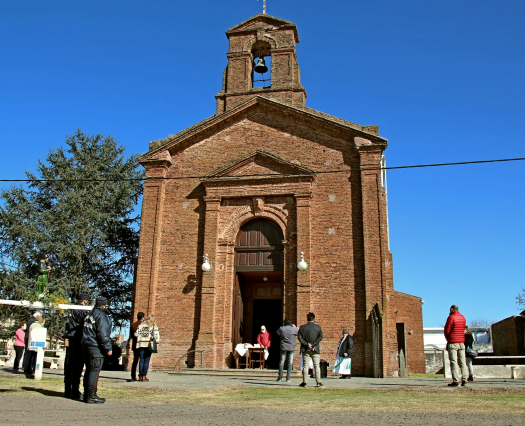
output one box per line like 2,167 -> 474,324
233,219 -> 284,368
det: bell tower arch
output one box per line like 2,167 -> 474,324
215,14 -> 307,113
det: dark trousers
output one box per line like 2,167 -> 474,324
139,348 -> 152,377
64,344 -> 85,395
13,346 -> 24,371
131,348 -> 140,379
23,348 -> 37,374
83,353 -> 104,394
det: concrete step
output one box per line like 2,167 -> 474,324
169,368 -> 303,377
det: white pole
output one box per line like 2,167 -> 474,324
0,299 -> 93,310
34,348 -> 44,380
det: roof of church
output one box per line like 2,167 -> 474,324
141,96 -> 386,162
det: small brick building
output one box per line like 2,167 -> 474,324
133,13 -> 424,377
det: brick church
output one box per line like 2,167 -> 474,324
132,13 -> 425,377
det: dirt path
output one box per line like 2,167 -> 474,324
1,393 -> 524,426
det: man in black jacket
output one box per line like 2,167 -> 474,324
298,312 -> 324,387
81,296 -> 112,404
64,293 -> 90,399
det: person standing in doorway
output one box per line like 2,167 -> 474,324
333,329 -> 353,379
13,321 -> 26,372
298,312 -> 324,388
134,315 -> 160,381
81,296 -> 112,403
257,325 -> 272,368
129,312 -> 145,381
444,304 -> 468,387
64,293 -> 90,399
276,318 -> 298,382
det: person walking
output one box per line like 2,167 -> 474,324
465,326 -> 475,382
13,321 -> 26,372
63,293 -> 90,400
276,318 -> 298,382
333,329 -> 353,379
129,312 -> 145,381
298,312 -> 324,388
23,311 -> 42,378
134,315 -> 160,381
81,296 -> 112,403
444,304 -> 468,387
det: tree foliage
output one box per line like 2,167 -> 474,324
0,129 -> 143,339
517,288 -> 525,311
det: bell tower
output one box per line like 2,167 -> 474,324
215,14 -> 307,114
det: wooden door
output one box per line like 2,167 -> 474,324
235,219 -> 284,271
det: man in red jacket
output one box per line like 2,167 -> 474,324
444,305 -> 468,387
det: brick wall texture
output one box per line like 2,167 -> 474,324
492,316 -> 525,356
392,291 -> 425,374
132,14 -> 423,377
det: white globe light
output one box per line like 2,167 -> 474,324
201,254 -> 212,272
297,252 -> 308,271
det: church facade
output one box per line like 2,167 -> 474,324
132,14 -> 424,377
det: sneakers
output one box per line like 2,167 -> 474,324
299,382 -> 307,388
447,381 -> 460,387
286,380 -> 291,383
276,378 -> 282,382
461,380 -> 467,387
316,382 -> 324,387
467,375 -> 474,382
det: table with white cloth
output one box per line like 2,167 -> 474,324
234,344 -> 269,368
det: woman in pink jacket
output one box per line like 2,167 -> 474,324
13,321 -> 26,372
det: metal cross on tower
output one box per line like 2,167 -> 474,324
257,0 -> 267,14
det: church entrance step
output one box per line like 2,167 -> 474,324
169,368 -> 303,377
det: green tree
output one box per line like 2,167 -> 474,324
0,129 -> 143,339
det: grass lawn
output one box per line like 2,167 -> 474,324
1,375 -> 524,414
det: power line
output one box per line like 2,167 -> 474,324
0,157 -> 523,183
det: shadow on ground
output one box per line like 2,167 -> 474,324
21,387 -> 63,398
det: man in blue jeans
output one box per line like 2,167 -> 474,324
276,318 -> 298,382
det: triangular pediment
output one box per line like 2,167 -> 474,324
202,150 -> 315,182
227,14 -> 298,39
140,96 -> 387,165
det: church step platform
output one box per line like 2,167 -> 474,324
169,368 -> 304,377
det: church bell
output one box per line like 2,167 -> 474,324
254,56 -> 268,74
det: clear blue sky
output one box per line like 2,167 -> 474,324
1,1 -> 524,327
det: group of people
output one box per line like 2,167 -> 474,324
444,304 -> 476,386
13,293 -> 160,404
11,300 -> 479,399
11,311 -> 46,375
262,312 -> 354,387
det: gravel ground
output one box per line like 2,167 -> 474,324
1,393 -> 524,426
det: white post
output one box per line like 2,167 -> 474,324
34,348 -> 44,380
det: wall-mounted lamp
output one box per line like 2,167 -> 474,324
408,329 -> 414,335
263,274 -> 268,282
297,252 -> 308,271
201,254 -> 212,272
